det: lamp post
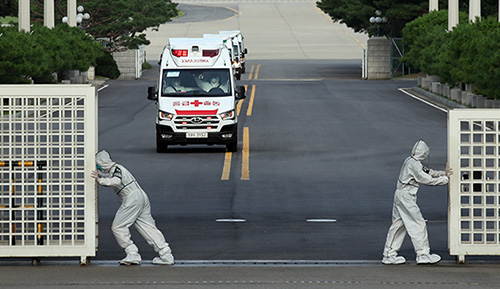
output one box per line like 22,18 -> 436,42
369,10 -> 387,37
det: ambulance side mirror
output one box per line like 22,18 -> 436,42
235,86 -> 246,100
243,48 -> 248,54
147,86 -> 158,101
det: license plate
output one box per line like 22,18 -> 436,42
186,132 -> 208,138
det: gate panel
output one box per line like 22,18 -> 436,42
448,109 -> 500,262
0,85 -> 97,262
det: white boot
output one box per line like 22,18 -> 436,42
119,244 -> 142,265
382,255 -> 406,265
152,247 -> 174,265
416,253 -> 441,265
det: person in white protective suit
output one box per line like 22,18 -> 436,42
382,140 -> 452,265
91,150 -> 174,265
194,73 -> 229,93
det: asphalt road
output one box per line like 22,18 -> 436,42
93,55 -> 455,263
88,0 -> 471,264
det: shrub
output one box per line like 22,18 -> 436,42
403,11 -> 500,99
0,23 -> 104,83
441,17 -> 500,98
95,52 -> 121,79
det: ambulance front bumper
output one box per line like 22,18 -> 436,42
156,124 -> 237,145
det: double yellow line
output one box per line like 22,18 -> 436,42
221,65 -> 258,181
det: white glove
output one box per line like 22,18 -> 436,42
91,170 -> 100,182
446,167 -> 453,177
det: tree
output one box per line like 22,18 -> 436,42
0,26 -> 48,83
30,0 -> 178,52
440,17 -> 500,98
315,0 -> 498,37
0,0 -> 17,17
401,10 -> 448,75
0,22 -> 104,83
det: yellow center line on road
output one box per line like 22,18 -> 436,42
221,152 -> 232,180
254,64 -> 260,80
221,69 -> 258,181
247,85 -> 256,116
241,127 -> 250,180
248,65 -> 255,80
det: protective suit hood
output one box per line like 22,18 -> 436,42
411,140 -> 429,161
96,150 -> 115,172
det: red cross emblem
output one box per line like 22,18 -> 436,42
191,100 -> 202,107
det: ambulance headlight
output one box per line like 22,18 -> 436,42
219,110 -> 235,120
159,111 -> 174,120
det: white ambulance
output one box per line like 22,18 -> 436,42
147,37 -> 246,152
219,30 -> 248,73
203,33 -> 242,80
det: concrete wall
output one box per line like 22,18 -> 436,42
366,37 -> 390,80
417,75 -> 500,108
112,46 -> 146,80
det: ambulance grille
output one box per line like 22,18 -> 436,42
173,115 -> 220,130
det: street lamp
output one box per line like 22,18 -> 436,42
369,10 -> 387,37
62,5 -> 90,27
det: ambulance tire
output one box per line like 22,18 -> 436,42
236,73 -> 241,80
157,143 -> 168,153
226,142 -> 237,152
156,134 -> 168,153
241,64 -> 246,73
226,130 -> 238,152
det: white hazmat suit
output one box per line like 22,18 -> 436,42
92,150 -> 174,265
382,140 -> 450,265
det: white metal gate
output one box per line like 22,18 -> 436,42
0,85 -> 98,265
448,109 -> 500,263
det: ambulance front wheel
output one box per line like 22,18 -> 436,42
226,143 -> 237,152
157,143 -> 168,153
156,134 -> 168,153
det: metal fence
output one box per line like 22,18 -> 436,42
389,38 -> 411,78
0,85 -> 98,265
448,109 -> 500,263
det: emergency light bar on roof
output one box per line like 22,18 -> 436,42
166,38 -> 227,67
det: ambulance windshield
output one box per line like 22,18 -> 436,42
161,69 -> 232,97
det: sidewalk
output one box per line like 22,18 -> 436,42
1,260 -> 499,289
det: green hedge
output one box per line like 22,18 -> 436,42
402,11 -> 500,99
0,23 -> 104,84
